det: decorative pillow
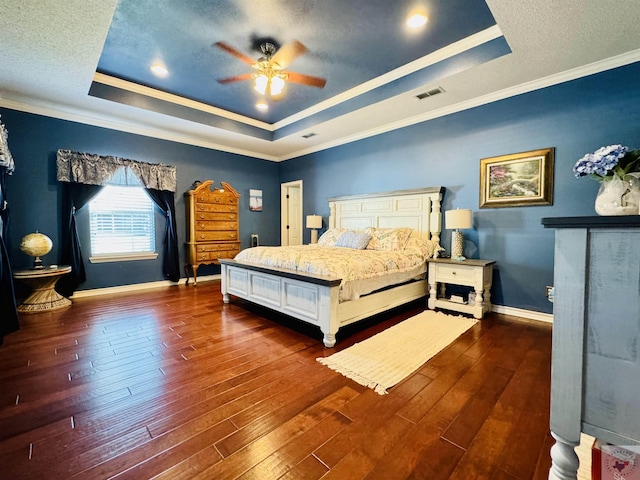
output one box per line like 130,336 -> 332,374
317,228 -> 346,247
364,227 -> 413,251
404,236 -> 444,257
335,231 -> 372,250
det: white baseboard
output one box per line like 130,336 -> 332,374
491,304 -> 553,324
70,274 -> 221,299
71,277 -> 554,324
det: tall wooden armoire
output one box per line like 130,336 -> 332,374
184,180 -> 240,285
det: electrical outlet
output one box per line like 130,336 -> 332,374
546,285 -> 555,303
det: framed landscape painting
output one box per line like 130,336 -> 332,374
479,148 -> 554,208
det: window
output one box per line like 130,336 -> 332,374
88,185 -> 158,262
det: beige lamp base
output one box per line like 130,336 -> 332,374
451,230 -> 466,260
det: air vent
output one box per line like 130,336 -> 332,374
302,132 -> 317,139
415,87 -> 445,100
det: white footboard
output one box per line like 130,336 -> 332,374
221,260 -> 341,347
220,259 -> 427,348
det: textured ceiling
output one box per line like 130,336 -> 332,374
1,0 -> 640,161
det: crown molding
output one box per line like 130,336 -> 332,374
279,48 -> 640,161
272,25 -> 504,130
0,96 -> 279,162
3,48 -> 639,163
93,72 -> 274,131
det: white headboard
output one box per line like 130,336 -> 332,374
328,187 -> 444,244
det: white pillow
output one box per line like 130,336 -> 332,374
335,231 -> 372,249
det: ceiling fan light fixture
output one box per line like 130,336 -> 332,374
254,71 -> 287,96
254,74 -> 269,95
255,101 -> 268,111
215,39 -> 325,95
270,75 -> 285,95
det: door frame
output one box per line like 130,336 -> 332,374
280,180 -> 303,246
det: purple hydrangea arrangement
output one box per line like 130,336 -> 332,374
573,144 -> 640,180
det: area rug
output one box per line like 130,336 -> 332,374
317,310 -> 478,395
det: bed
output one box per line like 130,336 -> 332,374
219,187 -> 444,347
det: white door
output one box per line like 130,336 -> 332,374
281,180 -> 303,245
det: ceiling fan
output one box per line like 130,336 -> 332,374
215,39 -> 327,97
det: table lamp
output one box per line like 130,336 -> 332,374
445,209 -> 472,261
306,215 -> 323,244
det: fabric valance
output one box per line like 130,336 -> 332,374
0,117 -> 14,174
56,149 -> 177,192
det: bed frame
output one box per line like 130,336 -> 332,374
220,187 -> 444,347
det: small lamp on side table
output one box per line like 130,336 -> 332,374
306,215 -> 323,244
445,209 -> 472,261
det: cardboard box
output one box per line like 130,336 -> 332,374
592,439 -> 640,480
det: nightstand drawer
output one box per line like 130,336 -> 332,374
434,263 -> 475,282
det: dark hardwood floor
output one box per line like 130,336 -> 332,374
0,280 -> 554,479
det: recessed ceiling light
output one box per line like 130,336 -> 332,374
256,101 -> 268,111
150,62 -> 168,77
406,12 -> 428,29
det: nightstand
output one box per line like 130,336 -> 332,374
426,258 -> 495,318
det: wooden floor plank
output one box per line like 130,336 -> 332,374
236,410 -> 351,480
441,366 -> 514,449
313,372 -> 432,469
447,335 -> 553,480
196,384 -> 361,480
0,281 -> 555,479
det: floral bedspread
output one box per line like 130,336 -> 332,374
234,244 -> 431,300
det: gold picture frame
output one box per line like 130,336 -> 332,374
479,148 -> 554,208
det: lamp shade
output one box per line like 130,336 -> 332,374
306,215 -> 322,229
445,209 -> 472,230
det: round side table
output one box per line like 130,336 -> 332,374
13,265 -> 72,313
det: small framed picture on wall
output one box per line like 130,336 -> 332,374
249,189 -> 263,211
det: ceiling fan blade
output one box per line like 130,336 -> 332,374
217,73 -> 254,84
285,71 -> 327,88
271,40 -> 307,68
214,41 -> 256,66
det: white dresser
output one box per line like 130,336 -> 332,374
542,216 -> 640,480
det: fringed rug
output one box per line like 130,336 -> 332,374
317,310 -> 478,395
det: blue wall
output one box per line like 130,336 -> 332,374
1,110 -> 280,290
279,61 -> 640,314
3,61 -> 639,312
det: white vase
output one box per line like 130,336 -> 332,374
595,174 -> 640,215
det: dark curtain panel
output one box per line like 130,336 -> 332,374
145,188 -> 180,282
57,182 -> 102,298
56,150 -> 179,295
0,168 -> 18,344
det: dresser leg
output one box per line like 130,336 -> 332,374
184,264 -> 191,285
548,431 -> 579,480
